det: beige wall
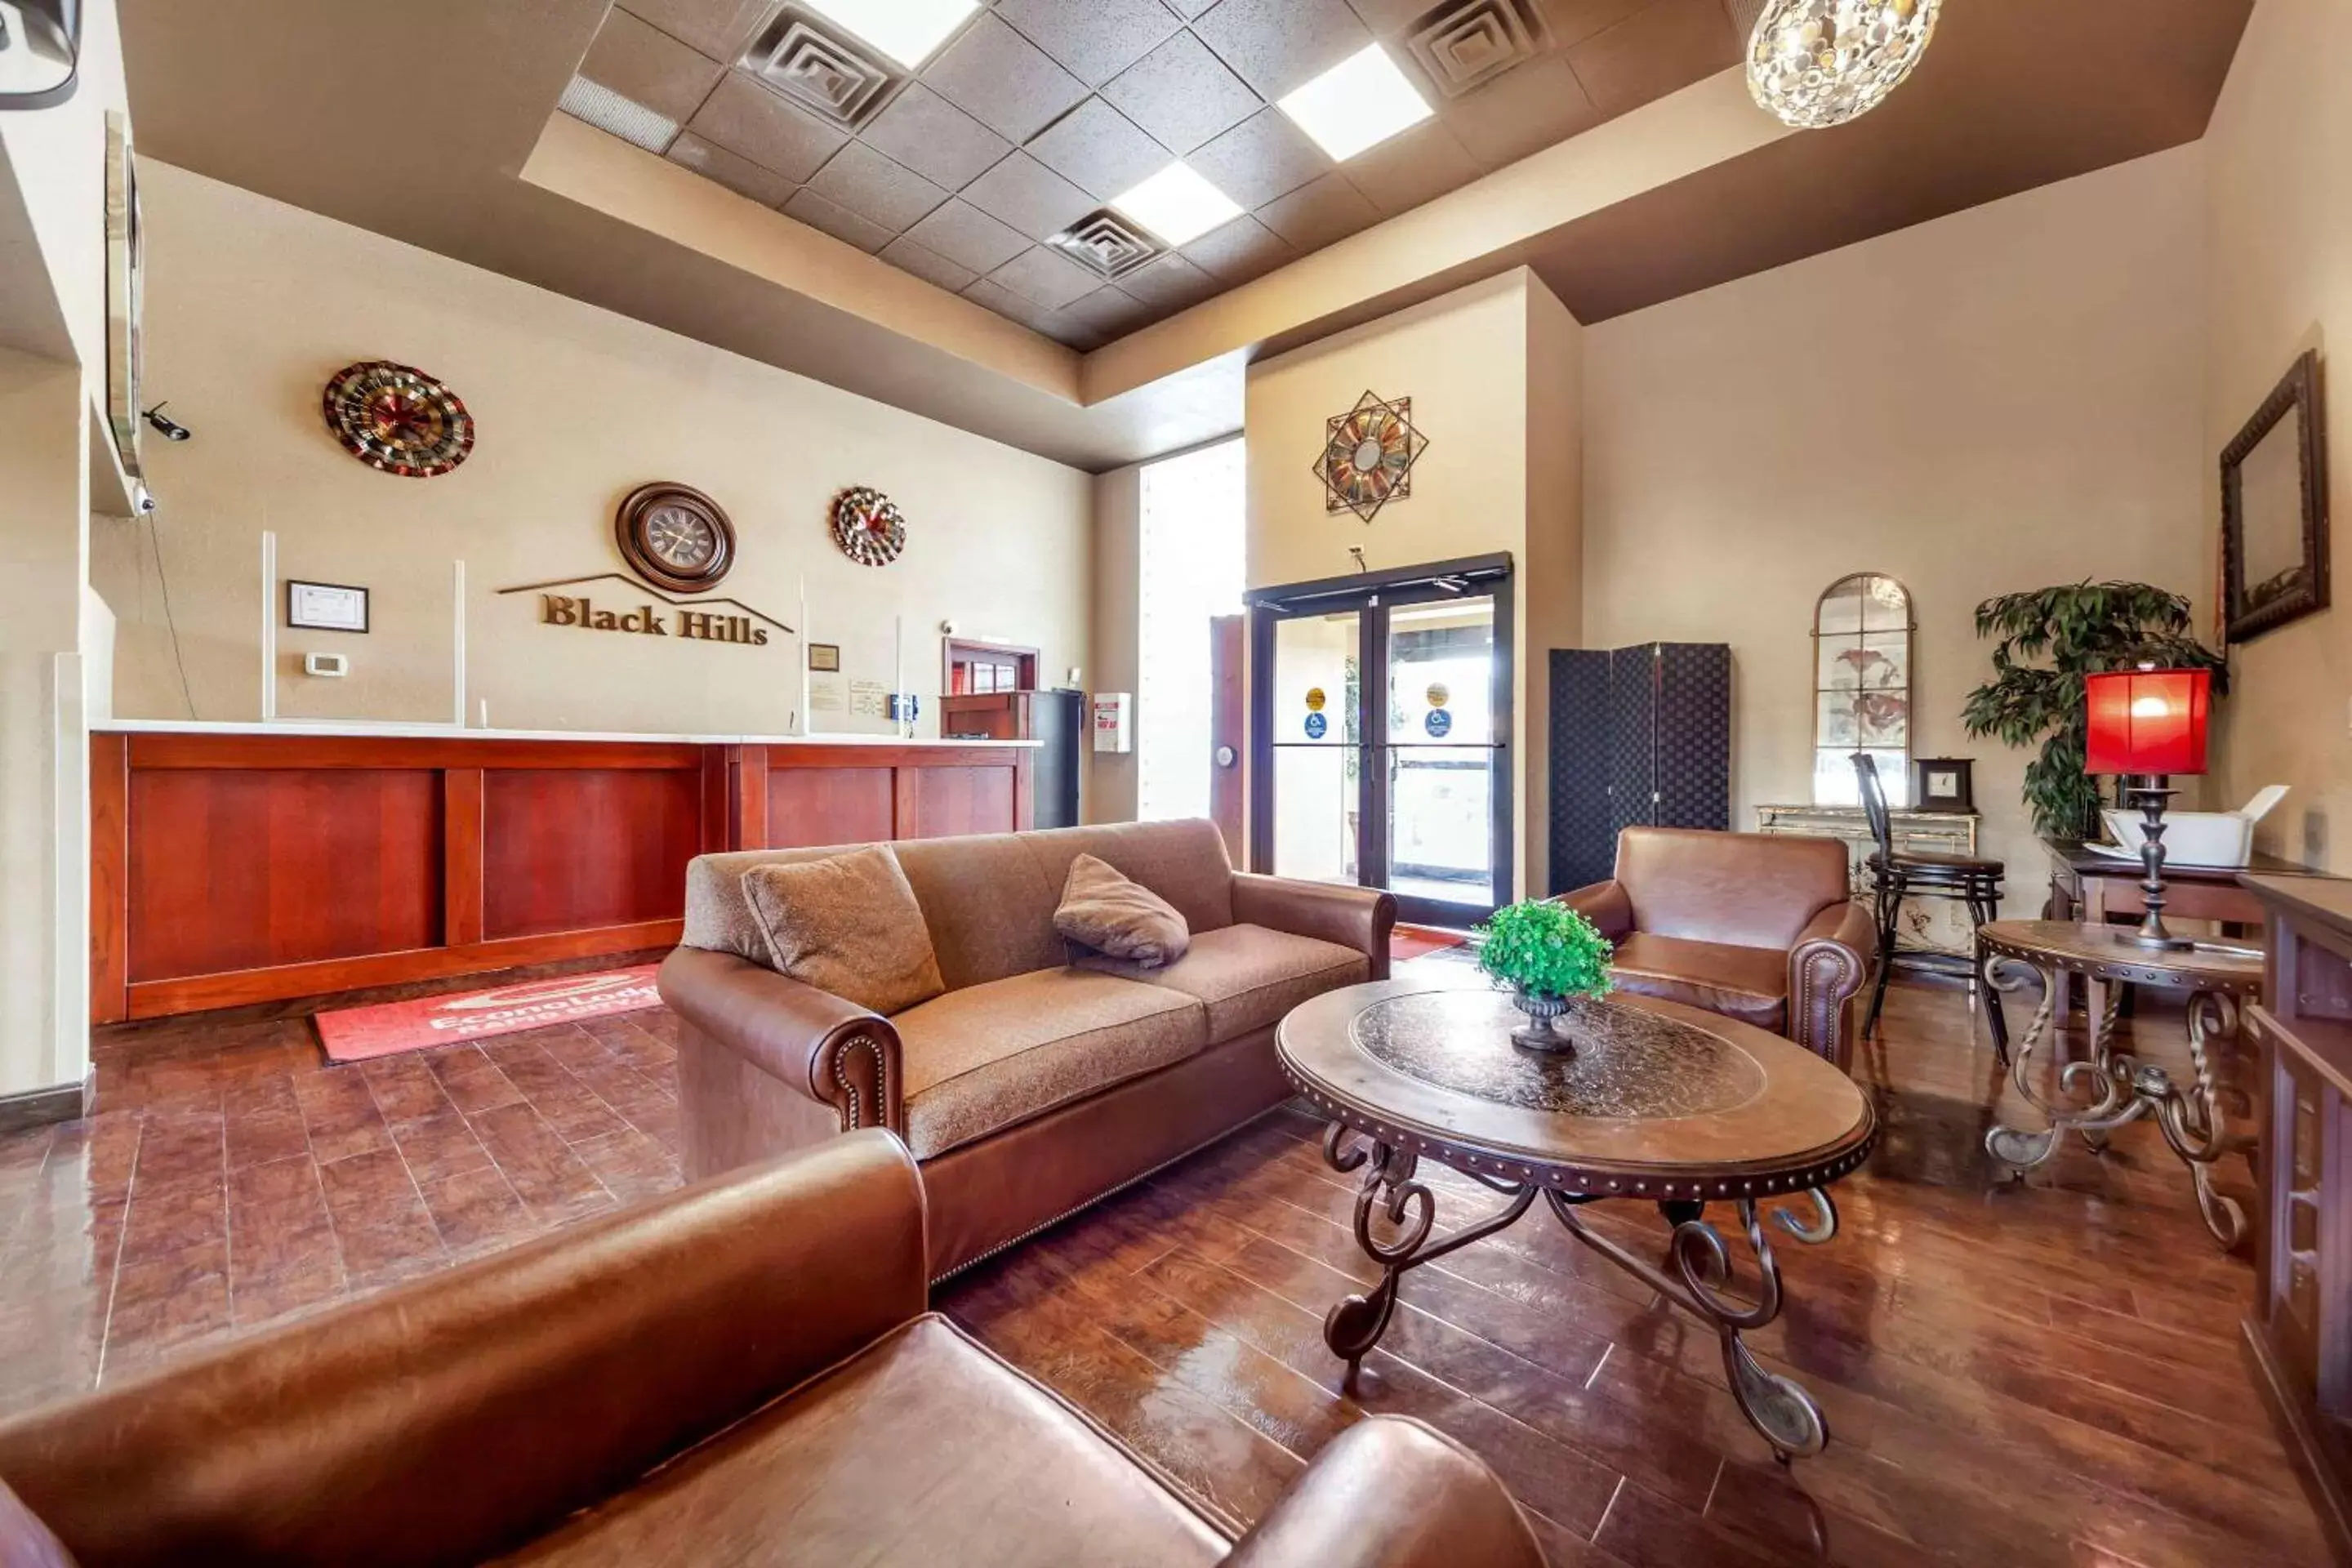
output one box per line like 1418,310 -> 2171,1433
1087,463 -> 1142,824
2203,0 -> 2352,872
0,0 -> 129,1101
1245,269 -> 1580,900
96,160 -> 1092,739
1583,146 -> 2212,911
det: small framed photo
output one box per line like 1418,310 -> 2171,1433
287,580 -> 368,633
1911,757 -> 1976,813
807,642 -> 841,672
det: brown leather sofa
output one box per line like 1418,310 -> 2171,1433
0,1133 -> 1543,1568
1556,826 -> 1875,1070
660,818 -> 1395,1281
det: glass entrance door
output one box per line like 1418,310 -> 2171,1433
1250,557 -> 1512,928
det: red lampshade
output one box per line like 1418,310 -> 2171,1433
2084,667 -> 2210,777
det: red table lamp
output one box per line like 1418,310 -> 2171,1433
2084,666 -> 2211,949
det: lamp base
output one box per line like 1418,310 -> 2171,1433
2124,776 -> 2193,951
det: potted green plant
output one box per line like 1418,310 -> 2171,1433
1962,581 -> 2228,841
1474,900 -> 1615,1053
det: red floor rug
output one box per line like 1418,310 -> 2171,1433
314,965 -> 663,1063
1391,925 -> 1469,963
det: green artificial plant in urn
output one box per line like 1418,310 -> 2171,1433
1475,900 -> 1615,1054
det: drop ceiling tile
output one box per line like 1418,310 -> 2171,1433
861,82 -> 1013,189
959,151 -> 1098,243
687,73 -> 849,181
1535,0 -> 1654,50
1257,170 -> 1380,251
1441,52 -> 1600,167
783,187 -> 895,250
1160,0 -> 1219,18
1566,0 -> 1739,115
582,9 -> 727,122
1099,30 -> 1264,154
1345,0 -> 1437,34
1180,212 -> 1296,283
1192,0 -> 1373,101
618,0 -> 768,62
994,0 -> 1184,87
1117,252 -> 1220,311
903,197 -> 1034,274
880,234 -> 978,292
920,12 -> 1089,144
806,141 -> 948,230
1060,285 -> 1156,336
989,245 -> 1107,310
1344,118 -> 1482,216
1026,97 -> 1175,203
667,131 -> 801,205
964,276 -> 1071,336
1190,106 -> 1331,210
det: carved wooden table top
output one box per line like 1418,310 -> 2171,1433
1979,920 -> 2265,994
1277,978 -> 1875,1202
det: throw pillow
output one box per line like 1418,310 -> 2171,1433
741,845 -> 946,1017
1055,853 -> 1190,968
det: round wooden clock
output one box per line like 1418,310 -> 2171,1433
322,361 -> 474,478
831,486 -> 906,567
616,482 -> 735,592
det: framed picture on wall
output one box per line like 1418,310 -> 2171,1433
1910,758 -> 1975,813
808,643 -> 841,672
287,580 -> 369,633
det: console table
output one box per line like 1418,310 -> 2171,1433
2240,874 -> 2352,1564
1756,803 -> 1980,956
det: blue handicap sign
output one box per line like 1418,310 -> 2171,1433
1424,708 -> 1453,738
1304,712 -> 1329,740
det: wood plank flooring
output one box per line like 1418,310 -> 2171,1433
0,970 -> 2329,1566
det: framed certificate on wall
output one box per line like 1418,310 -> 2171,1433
287,580 -> 369,633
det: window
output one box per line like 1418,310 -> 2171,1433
1811,572 -> 1912,807
1138,439 -> 1245,821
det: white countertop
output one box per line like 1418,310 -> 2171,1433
94,719 -> 1038,748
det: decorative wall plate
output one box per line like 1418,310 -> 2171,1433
322,361 -> 474,478
831,486 -> 906,566
616,481 -> 735,592
1316,391 -> 1428,523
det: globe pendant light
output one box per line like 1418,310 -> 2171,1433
1745,0 -> 1941,129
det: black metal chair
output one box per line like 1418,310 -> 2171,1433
1853,754 -> 2008,1059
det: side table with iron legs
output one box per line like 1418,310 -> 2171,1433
1979,920 -> 2264,1246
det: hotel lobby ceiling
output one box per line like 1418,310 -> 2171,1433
118,0 -> 2250,471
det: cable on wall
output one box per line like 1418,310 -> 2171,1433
145,508 -> 198,719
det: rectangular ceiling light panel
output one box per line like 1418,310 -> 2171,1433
800,0 -> 978,69
1111,162 -> 1245,248
1278,43 -> 1432,161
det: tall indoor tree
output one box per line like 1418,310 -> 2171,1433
1962,581 -> 2228,841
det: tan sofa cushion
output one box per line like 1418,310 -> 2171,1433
1054,853 -> 1191,966
1607,932 -> 1787,1034
896,969 -> 1208,1159
741,847 -> 946,1017
1080,923 -> 1368,1044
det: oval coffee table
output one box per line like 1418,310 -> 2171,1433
1277,977 -> 1876,1461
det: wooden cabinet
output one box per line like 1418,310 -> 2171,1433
2241,873 -> 2352,1565
91,732 -> 1031,1022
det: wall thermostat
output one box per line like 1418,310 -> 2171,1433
303,652 -> 350,678
1092,693 -> 1132,754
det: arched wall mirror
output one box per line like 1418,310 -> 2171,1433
1811,572 -> 1913,807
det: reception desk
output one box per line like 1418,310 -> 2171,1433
90,722 -> 1036,1022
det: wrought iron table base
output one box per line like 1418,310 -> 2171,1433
1982,957 -> 2250,1246
1318,1124 -> 1838,1462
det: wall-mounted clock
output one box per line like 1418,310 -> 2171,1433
616,482 -> 736,592
831,486 -> 906,567
322,361 -> 474,478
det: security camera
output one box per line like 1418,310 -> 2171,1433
130,482 -> 157,514
940,619 -> 958,635
143,401 -> 192,442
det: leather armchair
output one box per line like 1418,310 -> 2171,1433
1557,826 -> 1875,1071
0,1132 -> 1539,1568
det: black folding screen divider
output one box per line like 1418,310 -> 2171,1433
1547,644 -> 1733,894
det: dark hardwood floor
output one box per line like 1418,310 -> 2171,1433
0,969 -> 2327,1566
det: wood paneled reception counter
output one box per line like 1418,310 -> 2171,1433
90,723 -> 1036,1022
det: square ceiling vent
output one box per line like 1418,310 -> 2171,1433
742,7 -> 902,130
1048,211 -> 1164,282
1406,0 -> 1549,100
